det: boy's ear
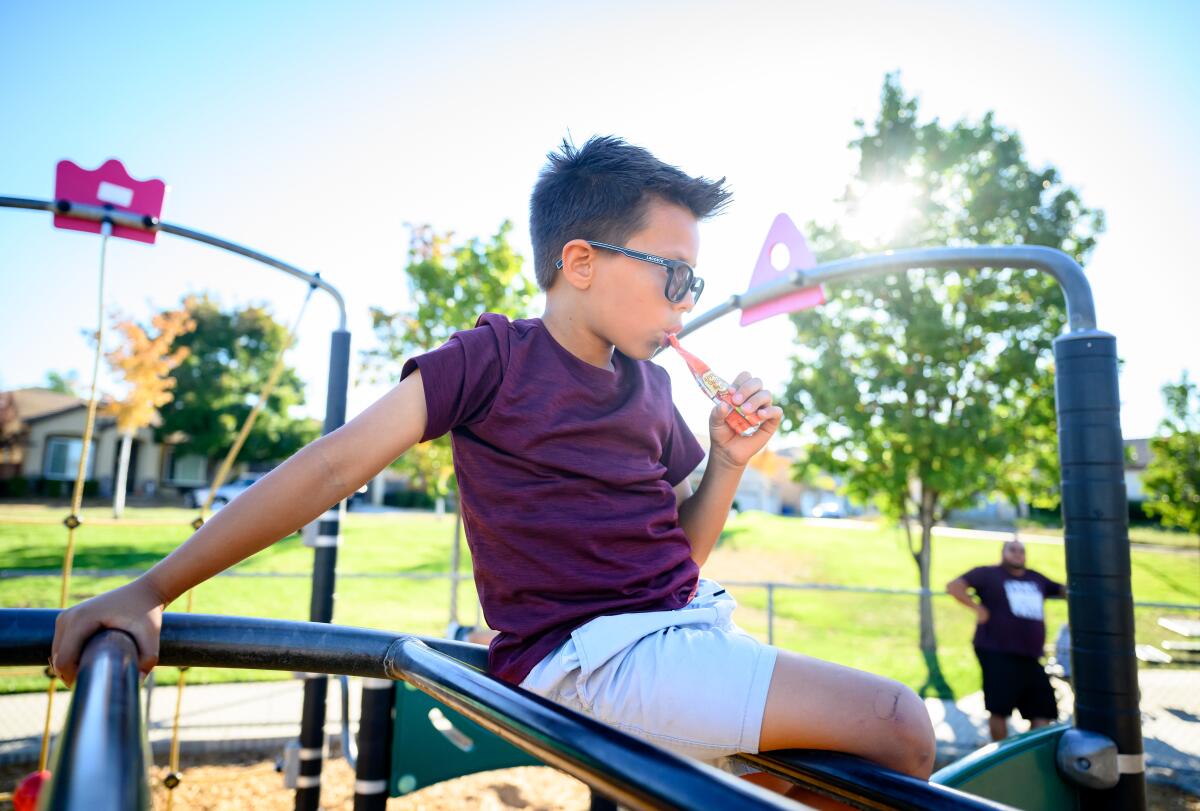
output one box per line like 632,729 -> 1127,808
559,239 -> 596,291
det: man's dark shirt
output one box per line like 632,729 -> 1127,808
963,565 -> 1065,658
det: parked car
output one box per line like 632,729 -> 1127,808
186,474 -> 264,509
810,501 -> 846,519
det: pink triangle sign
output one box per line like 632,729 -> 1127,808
740,213 -> 825,326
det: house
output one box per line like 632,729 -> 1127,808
0,387 -> 212,498
1124,437 -> 1152,503
685,440 -> 847,516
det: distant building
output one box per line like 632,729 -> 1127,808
685,440 -> 855,517
0,387 -> 213,498
1124,437 -> 1152,503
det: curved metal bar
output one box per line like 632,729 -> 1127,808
681,245 -> 1094,338
1,609 -> 1017,811
44,629 -> 150,811
0,195 -> 347,329
741,750 -> 1012,811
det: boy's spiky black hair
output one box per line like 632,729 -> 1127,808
529,136 -> 732,290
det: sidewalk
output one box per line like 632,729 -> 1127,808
0,677 -> 357,765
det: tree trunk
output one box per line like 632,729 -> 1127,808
913,485 -> 953,698
917,502 -> 936,651
112,430 -> 133,519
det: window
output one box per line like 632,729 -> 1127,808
167,452 -> 208,486
43,437 -> 96,481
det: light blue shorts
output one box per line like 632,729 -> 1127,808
519,579 -> 778,772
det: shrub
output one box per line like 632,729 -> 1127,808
383,489 -> 436,510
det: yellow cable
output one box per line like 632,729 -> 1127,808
40,221 -> 111,771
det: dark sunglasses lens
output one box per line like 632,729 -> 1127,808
691,277 -> 704,304
667,264 -> 693,301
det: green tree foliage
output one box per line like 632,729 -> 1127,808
156,296 -> 319,464
781,74 -> 1104,695
362,221 -> 536,499
1143,373 -> 1200,534
43,370 -> 80,395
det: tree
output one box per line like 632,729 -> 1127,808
156,296 -> 319,467
43,370 -> 80,395
105,306 -> 195,517
0,391 -> 27,468
361,221 -> 536,507
781,74 -> 1105,696
1142,373 -> 1200,534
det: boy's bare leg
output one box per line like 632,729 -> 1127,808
757,650 -> 937,780
989,714 -> 1008,741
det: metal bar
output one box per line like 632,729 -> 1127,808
296,328 -> 352,811
385,637 -> 797,811
1053,332 -> 1145,810
353,679 -> 394,811
43,629 -> 150,811
0,196 -> 347,329
742,750 -> 1012,811
1,609 -> 1004,811
680,245 -> 1096,339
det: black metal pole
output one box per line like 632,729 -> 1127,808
1053,331 -> 1145,810
353,679 -> 395,810
295,328 -> 351,811
43,629 -> 150,811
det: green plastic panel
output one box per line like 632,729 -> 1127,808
932,724 -> 1081,811
389,681 -> 539,796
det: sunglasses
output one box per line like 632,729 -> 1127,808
556,240 -> 704,305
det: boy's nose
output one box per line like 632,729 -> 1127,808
675,291 -> 697,313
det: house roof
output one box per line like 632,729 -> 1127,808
2,388 -> 134,427
5,388 -> 87,423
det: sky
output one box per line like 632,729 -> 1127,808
1,0 -> 1197,443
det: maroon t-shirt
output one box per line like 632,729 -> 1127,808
401,313 -> 705,684
963,565 -> 1065,658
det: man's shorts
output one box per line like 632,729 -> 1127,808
975,647 -> 1058,720
520,579 -> 778,773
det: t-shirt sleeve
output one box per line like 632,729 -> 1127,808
961,566 -> 988,590
1039,573 -> 1067,598
400,316 -> 507,442
661,404 -> 705,486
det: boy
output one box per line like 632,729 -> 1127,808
51,136 -> 934,795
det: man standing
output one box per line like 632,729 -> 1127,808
947,540 -> 1066,741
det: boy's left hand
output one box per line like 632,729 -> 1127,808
708,372 -> 783,468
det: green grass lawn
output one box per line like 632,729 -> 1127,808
1,507 -> 1195,697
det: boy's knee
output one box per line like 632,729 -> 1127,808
876,684 -> 935,778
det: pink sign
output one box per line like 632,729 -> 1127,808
740,213 -> 826,326
53,159 -> 166,244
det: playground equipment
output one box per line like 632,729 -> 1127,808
1,175 -> 1144,808
0,609 -> 1011,810
1,164 -> 351,811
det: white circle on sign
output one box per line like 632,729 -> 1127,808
770,243 -> 791,271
